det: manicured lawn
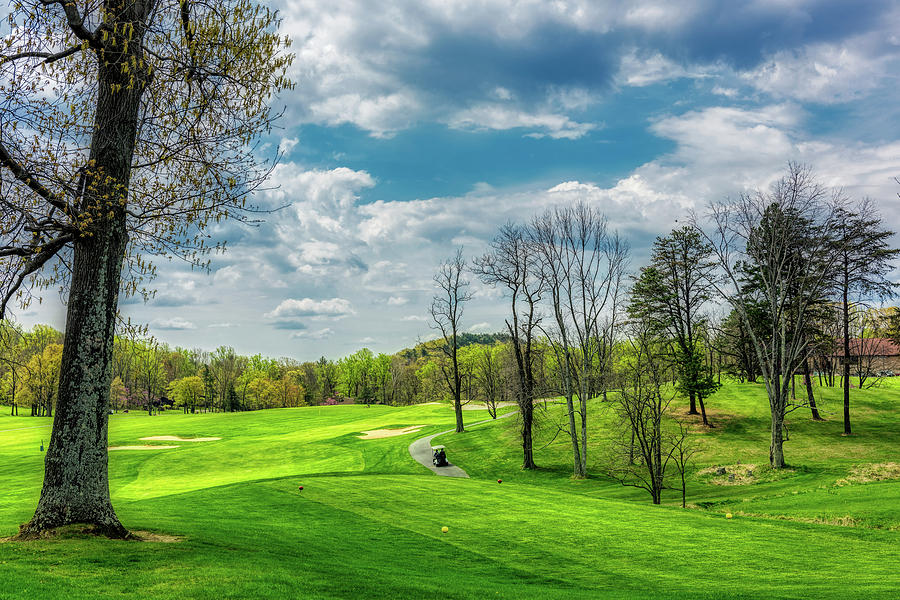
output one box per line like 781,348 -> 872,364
0,383 -> 898,599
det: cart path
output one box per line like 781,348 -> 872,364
408,409 -> 518,478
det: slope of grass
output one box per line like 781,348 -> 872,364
0,385 -> 898,599
438,379 -> 900,520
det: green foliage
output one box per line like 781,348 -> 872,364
673,344 -> 721,401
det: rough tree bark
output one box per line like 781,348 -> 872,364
18,11 -> 147,537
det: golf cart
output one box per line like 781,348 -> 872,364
432,445 -> 449,467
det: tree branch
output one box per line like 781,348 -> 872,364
38,0 -> 101,48
0,141 -> 70,213
0,233 -> 73,318
0,45 -> 83,66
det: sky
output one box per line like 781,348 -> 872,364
15,0 -> 900,361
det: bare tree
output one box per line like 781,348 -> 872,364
474,224 -> 545,467
696,163 -> 839,468
532,202 -> 628,478
430,248 -> 473,433
607,318 -> 695,505
831,199 -> 899,434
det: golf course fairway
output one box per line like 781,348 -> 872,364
0,388 -> 898,599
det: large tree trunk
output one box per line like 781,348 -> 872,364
688,391 -> 698,414
20,223 -> 129,537
18,22 -> 146,536
520,361 -> 536,469
518,339 -> 537,470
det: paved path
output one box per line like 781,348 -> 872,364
408,410 -> 518,478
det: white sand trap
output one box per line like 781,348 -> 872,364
140,436 -> 221,442
358,426 -> 425,440
109,445 -> 180,451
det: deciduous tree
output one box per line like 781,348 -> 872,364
2,0 -> 292,536
830,199 -> 899,434
697,163 -> 839,468
430,248 -> 473,433
475,224 -> 544,467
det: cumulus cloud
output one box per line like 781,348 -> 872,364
290,328 -> 334,340
467,322 -> 493,333
267,298 -> 356,319
243,104 -> 899,320
213,265 -> 242,286
152,317 -> 196,330
742,40 -> 899,103
617,50 -> 703,86
278,136 -> 300,154
446,104 -> 596,139
270,0 -> 897,138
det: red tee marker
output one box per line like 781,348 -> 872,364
298,485 -> 304,491
497,479 -> 502,484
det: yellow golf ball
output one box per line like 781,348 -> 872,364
441,526 -> 449,533
726,513 -> 733,519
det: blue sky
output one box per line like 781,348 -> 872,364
18,0 -> 900,360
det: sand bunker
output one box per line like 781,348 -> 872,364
140,436 -> 221,442
108,445 -> 180,451
358,426 -> 424,440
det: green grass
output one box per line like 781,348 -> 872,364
441,380 -> 900,515
0,383 -> 898,599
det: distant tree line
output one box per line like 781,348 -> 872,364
0,322 -> 523,415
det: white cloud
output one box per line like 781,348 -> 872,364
711,86 -> 739,98
617,50 -> 696,87
621,1 -> 703,31
279,136 -> 300,154
742,39 -> 899,103
135,103 -> 900,361
152,317 -> 196,330
267,297 -> 355,319
290,328 -> 334,340
274,0 -> 618,138
213,265 -> 242,286
467,322 -> 492,333
447,103 -> 596,139
308,91 -> 421,138
208,322 -> 234,328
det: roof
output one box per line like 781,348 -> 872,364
832,338 -> 900,357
